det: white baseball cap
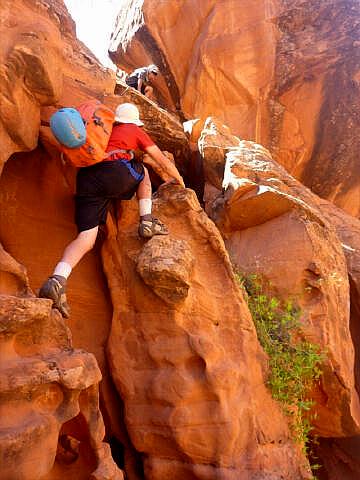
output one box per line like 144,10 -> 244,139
114,103 -> 144,126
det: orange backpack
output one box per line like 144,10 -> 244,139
61,100 -> 115,167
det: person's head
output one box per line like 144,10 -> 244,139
147,64 -> 159,80
114,103 -> 144,126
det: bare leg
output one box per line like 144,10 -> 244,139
39,226 -> 99,318
60,226 -> 99,269
136,166 -> 152,201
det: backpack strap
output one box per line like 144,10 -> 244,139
104,149 -> 135,160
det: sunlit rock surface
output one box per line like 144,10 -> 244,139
136,236 -> 194,305
1,0 -> 360,479
0,0 -> 114,172
110,0 -> 360,217
102,185 -> 311,480
197,119 -> 360,478
199,119 -> 360,438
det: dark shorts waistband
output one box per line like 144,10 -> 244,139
104,153 -> 132,161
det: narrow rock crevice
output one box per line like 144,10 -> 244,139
136,25 -> 187,122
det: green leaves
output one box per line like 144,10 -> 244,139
236,272 -> 325,475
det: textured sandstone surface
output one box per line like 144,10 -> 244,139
0,0 -> 193,476
110,0 -> 360,217
198,119 -> 360,438
1,0 -> 360,479
102,185 -> 311,479
313,435 -> 360,480
136,236 -> 195,304
197,118 -> 360,477
319,200 -> 360,428
0,295 -> 123,480
0,0 -> 124,478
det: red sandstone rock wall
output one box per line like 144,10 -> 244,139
1,0 -> 360,479
197,118 -> 360,435
194,116 -> 360,479
0,296 -> 122,480
0,1 -> 123,478
110,0 -> 360,217
102,186 -> 311,479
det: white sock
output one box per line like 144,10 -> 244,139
139,198 -> 152,217
53,261 -> 72,279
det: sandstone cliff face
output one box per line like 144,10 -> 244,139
194,117 -> 360,479
0,1 -> 122,478
110,0 -> 360,218
198,120 -> 360,437
102,185 -> 311,479
0,296 -> 122,480
1,1 -> 360,479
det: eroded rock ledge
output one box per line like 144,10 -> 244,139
0,295 -> 123,480
1,0 -> 360,479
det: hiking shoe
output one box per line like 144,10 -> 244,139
138,217 -> 169,239
39,275 -> 70,318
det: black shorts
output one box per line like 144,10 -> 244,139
125,75 -> 146,94
75,159 -> 145,232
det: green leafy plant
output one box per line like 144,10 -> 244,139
235,272 -> 325,464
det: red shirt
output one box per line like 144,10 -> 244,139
106,123 -> 155,159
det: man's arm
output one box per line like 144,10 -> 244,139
137,77 -> 143,92
137,68 -> 148,92
145,145 -> 185,187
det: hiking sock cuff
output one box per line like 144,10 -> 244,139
53,261 -> 72,279
139,198 -> 152,217
52,275 -> 67,286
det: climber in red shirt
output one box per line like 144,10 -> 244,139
39,103 -> 184,318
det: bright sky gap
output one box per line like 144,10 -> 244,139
64,0 -> 123,69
